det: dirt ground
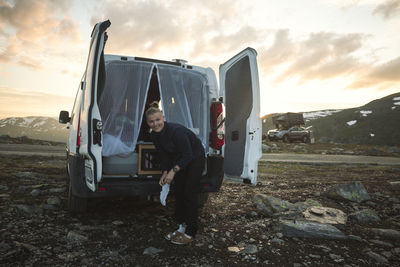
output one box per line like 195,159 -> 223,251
1,151 -> 400,266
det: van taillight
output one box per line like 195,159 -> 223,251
210,101 -> 225,150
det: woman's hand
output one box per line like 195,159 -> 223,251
163,170 -> 176,185
159,171 -> 168,186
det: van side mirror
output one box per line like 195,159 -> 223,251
59,111 -> 71,124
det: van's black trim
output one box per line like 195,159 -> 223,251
135,57 -> 182,66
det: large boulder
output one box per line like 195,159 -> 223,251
253,194 -> 293,216
277,220 -> 346,239
325,181 -> 370,203
349,209 -> 380,223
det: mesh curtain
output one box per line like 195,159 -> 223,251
99,61 -> 155,156
157,65 -> 208,150
99,62 -> 208,156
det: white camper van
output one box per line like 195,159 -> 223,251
59,20 -> 262,212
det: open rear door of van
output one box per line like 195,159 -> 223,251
79,20 -> 110,191
219,47 -> 262,185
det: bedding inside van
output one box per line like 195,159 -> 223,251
99,60 -> 209,158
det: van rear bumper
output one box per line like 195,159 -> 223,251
68,153 -> 224,198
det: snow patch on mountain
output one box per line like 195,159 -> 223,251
303,109 -> 342,120
360,110 -> 372,117
393,96 -> 400,101
347,120 -> 357,126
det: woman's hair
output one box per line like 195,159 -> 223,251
145,101 -> 163,117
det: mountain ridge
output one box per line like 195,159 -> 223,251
1,92 -> 399,145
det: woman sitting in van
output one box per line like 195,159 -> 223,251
145,102 -> 205,245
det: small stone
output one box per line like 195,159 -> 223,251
143,247 -> 164,256
112,230 -> 120,238
112,220 -> 124,226
381,251 -> 392,258
370,239 -> 393,247
393,247 -> 400,254
30,189 -> 41,197
240,244 -> 258,254
0,185 -> 9,191
0,241 -> 11,252
329,253 -> 343,262
347,235 -> 363,242
15,204 -> 42,215
389,181 -> 400,187
276,232 -> 283,238
47,197 -> 61,206
250,211 -> 258,216
42,204 -> 56,210
49,188 -> 66,193
228,246 -> 241,253
314,245 -> 332,252
366,251 -> 388,264
0,194 -> 10,198
270,238 -> 284,245
262,144 -> 271,153
309,254 -> 321,259
67,231 -> 88,242
225,231 -> 231,237
293,263 -> 302,267
389,197 -> 400,203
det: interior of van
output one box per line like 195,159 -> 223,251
98,59 -> 210,176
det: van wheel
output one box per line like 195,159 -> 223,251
68,180 -> 88,213
198,192 -> 209,208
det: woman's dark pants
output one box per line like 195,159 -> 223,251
173,156 -> 205,237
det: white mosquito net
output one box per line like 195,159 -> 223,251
157,64 -> 209,150
99,61 -> 208,157
99,61 -> 155,156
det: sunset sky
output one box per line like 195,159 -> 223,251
0,0 -> 399,119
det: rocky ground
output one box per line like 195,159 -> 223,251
1,153 -> 400,266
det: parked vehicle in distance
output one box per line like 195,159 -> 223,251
267,126 -> 311,143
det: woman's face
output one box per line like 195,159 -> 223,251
146,112 -> 165,132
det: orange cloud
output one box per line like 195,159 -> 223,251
349,56 -> 400,89
0,0 -> 80,69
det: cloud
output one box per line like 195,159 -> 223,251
349,56 -> 400,89
0,86 -> 74,118
0,0 -> 81,69
258,30 -> 366,83
90,0 -> 257,60
372,0 -> 400,19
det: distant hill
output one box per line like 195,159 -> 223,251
0,117 -> 68,143
262,92 -> 400,145
1,92 -> 399,145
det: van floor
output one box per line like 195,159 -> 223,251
0,153 -> 399,266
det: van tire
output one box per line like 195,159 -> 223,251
198,192 -> 209,208
68,180 -> 88,213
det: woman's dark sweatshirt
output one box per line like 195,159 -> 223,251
150,122 -> 205,172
